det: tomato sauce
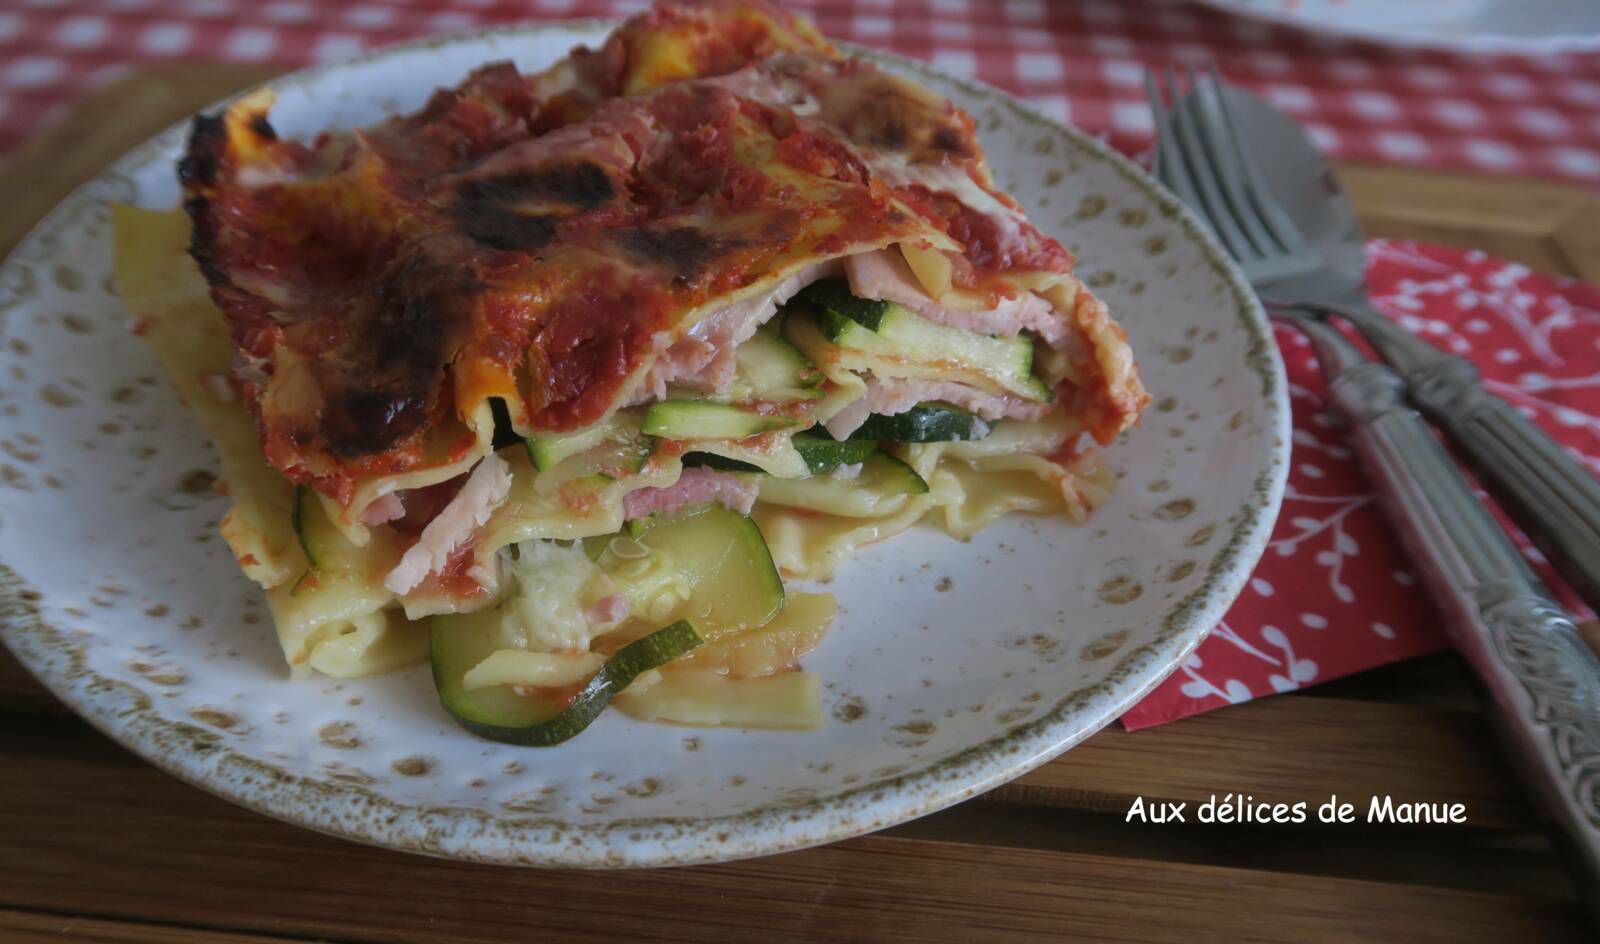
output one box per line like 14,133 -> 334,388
181,0 -> 1052,504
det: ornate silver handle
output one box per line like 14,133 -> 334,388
1282,311 -> 1600,918
1330,299 -> 1600,612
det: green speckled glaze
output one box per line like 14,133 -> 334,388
0,22 -> 1288,867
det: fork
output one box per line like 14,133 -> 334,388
1145,67 -> 1322,287
1146,64 -> 1600,618
1146,66 -> 1600,919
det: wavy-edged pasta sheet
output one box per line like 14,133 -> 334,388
614,669 -> 824,729
338,401 -> 497,547
116,207 -> 501,545
755,492 -> 943,580
754,436 -> 1113,580
113,205 -> 307,590
115,206 -> 423,675
303,609 -> 430,679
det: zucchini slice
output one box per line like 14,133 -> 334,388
677,432 -> 810,478
683,453 -> 765,473
846,402 -> 992,443
292,487 -> 347,569
533,436 -> 653,495
725,328 -> 823,403
796,278 -> 892,330
524,412 -> 649,473
791,281 -> 1052,403
755,452 -> 929,517
642,400 -> 803,440
290,487 -> 357,594
597,504 -> 785,639
791,432 -> 877,473
433,613 -> 703,746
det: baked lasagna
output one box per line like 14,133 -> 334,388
114,0 -> 1148,744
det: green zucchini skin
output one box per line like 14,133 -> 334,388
791,433 -> 877,473
292,487 -> 335,568
642,400 -> 800,440
796,278 -> 891,331
434,618 -> 703,747
755,451 -> 928,516
861,452 -> 931,495
290,486 -> 350,594
840,402 -> 992,443
682,452 -> 766,474
726,328 -> 823,402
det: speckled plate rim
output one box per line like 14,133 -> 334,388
0,21 -> 1290,868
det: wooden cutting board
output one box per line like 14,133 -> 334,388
2,66 -> 1597,944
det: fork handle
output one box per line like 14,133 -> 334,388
1318,299 -> 1600,612
1293,313 -> 1600,926
1406,349 -> 1600,610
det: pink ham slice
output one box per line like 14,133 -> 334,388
360,492 -> 406,527
383,452 -> 513,595
822,376 -> 1050,439
623,467 -> 758,520
634,260 -> 840,402
585,594 -> 631,625
843,249 -> 1067,346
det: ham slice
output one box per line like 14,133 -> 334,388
360,492 -> 406,527
623,467 -> 758,520
585,594 -> 631,625
634,260 -> 840,401
822,376 -> 1051,439
844,249 -> 1066,345
384,453 -> 513,595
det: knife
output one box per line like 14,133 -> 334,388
1274,307 -> 1600,921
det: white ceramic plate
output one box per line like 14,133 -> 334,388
0,23 -> 1287,867
1193,0 -> 1600,54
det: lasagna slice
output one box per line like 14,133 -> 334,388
119,0 -> 1147,743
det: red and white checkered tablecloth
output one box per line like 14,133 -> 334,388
2,0 -> 1600,182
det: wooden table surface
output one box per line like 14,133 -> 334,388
4,66 -> 1599,944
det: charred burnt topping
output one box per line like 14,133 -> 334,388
181,195 -> 229,288
177,113 -> 227,187
460,163 -> 616,212
453,204 -> 559,253
322,250 -> 477,458
452,163 -> 616,251
169,1 -> 1067,494
322,386 -> 432,459
616,226 -> 727,284
248,114 -> 278,141
930,126 -> 965,154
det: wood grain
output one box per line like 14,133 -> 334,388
0,645 -> 1539,832
0,65 -> 276,258
0,744 -> 1584,944
0,910 -> 321,944
1339,162 -> 1600,284
996,694 -> 1533,831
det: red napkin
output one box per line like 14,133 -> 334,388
1122,239 -> 1600,730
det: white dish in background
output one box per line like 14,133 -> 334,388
0,23 -> 1287,866
1192,0 -> 1600,54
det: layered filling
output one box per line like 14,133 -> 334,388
129,0 -> 1149,744
286,248 -> 1126,741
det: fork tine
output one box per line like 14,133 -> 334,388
1143,70 -> 1202,215
1187,64 -> 1274,260
1164,66 -> 1259,265
1205,64 -> 1310,256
